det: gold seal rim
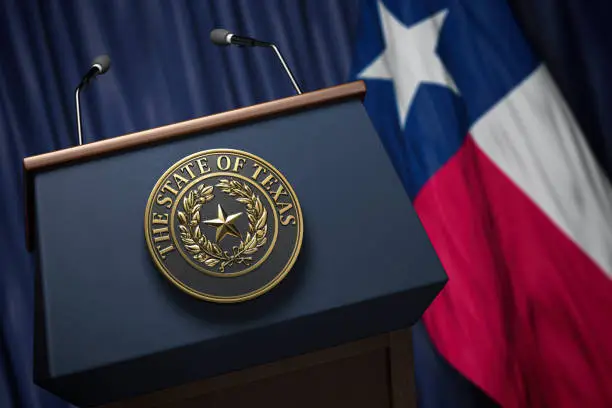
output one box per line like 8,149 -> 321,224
144,148 -> 303,303
169,171 -> 279,278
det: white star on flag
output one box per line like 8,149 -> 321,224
358,1 -> 458,129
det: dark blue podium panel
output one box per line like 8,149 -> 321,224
33,99 -> 446,406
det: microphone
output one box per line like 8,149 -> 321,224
78,54 -> 111,88
75,54 -> 111,146
210,29 -> 302,95
210,28 -> 269,47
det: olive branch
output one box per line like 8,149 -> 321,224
177,181 -> 267,273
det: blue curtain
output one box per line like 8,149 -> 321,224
2,0 -> 611,407
0,1 -> 359,406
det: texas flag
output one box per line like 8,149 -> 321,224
351,0 -> 612,406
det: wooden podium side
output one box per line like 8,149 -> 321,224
103,329 -> 415,408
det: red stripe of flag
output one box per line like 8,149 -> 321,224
414,136 -> 612,407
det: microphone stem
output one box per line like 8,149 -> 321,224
269,44 -> 302,95
75,86 -> 84,145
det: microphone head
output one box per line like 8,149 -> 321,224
210,28 -> 231,46
91,54 -> 111,74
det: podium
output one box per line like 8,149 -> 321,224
24,82 -> 447,407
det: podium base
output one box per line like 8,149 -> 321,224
101,329 -> 416,408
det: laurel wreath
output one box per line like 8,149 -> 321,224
177,180 -> 268,273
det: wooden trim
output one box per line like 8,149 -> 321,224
389,330 -> 417,408
23,81 -> 365,173
23,80 -> 365,250
99,329 -> 416,408
101,333 -> 390,408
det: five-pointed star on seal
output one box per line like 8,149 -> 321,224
358,1 -> 458,129
203,204 -> 242,243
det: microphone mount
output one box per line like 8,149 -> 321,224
210,29 -> 302,95
267,43 -> 302,95
75,55 -> 111,146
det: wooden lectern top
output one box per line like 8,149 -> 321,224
23,81 -> 365,173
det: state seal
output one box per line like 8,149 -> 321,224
144,149 -> 303,303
